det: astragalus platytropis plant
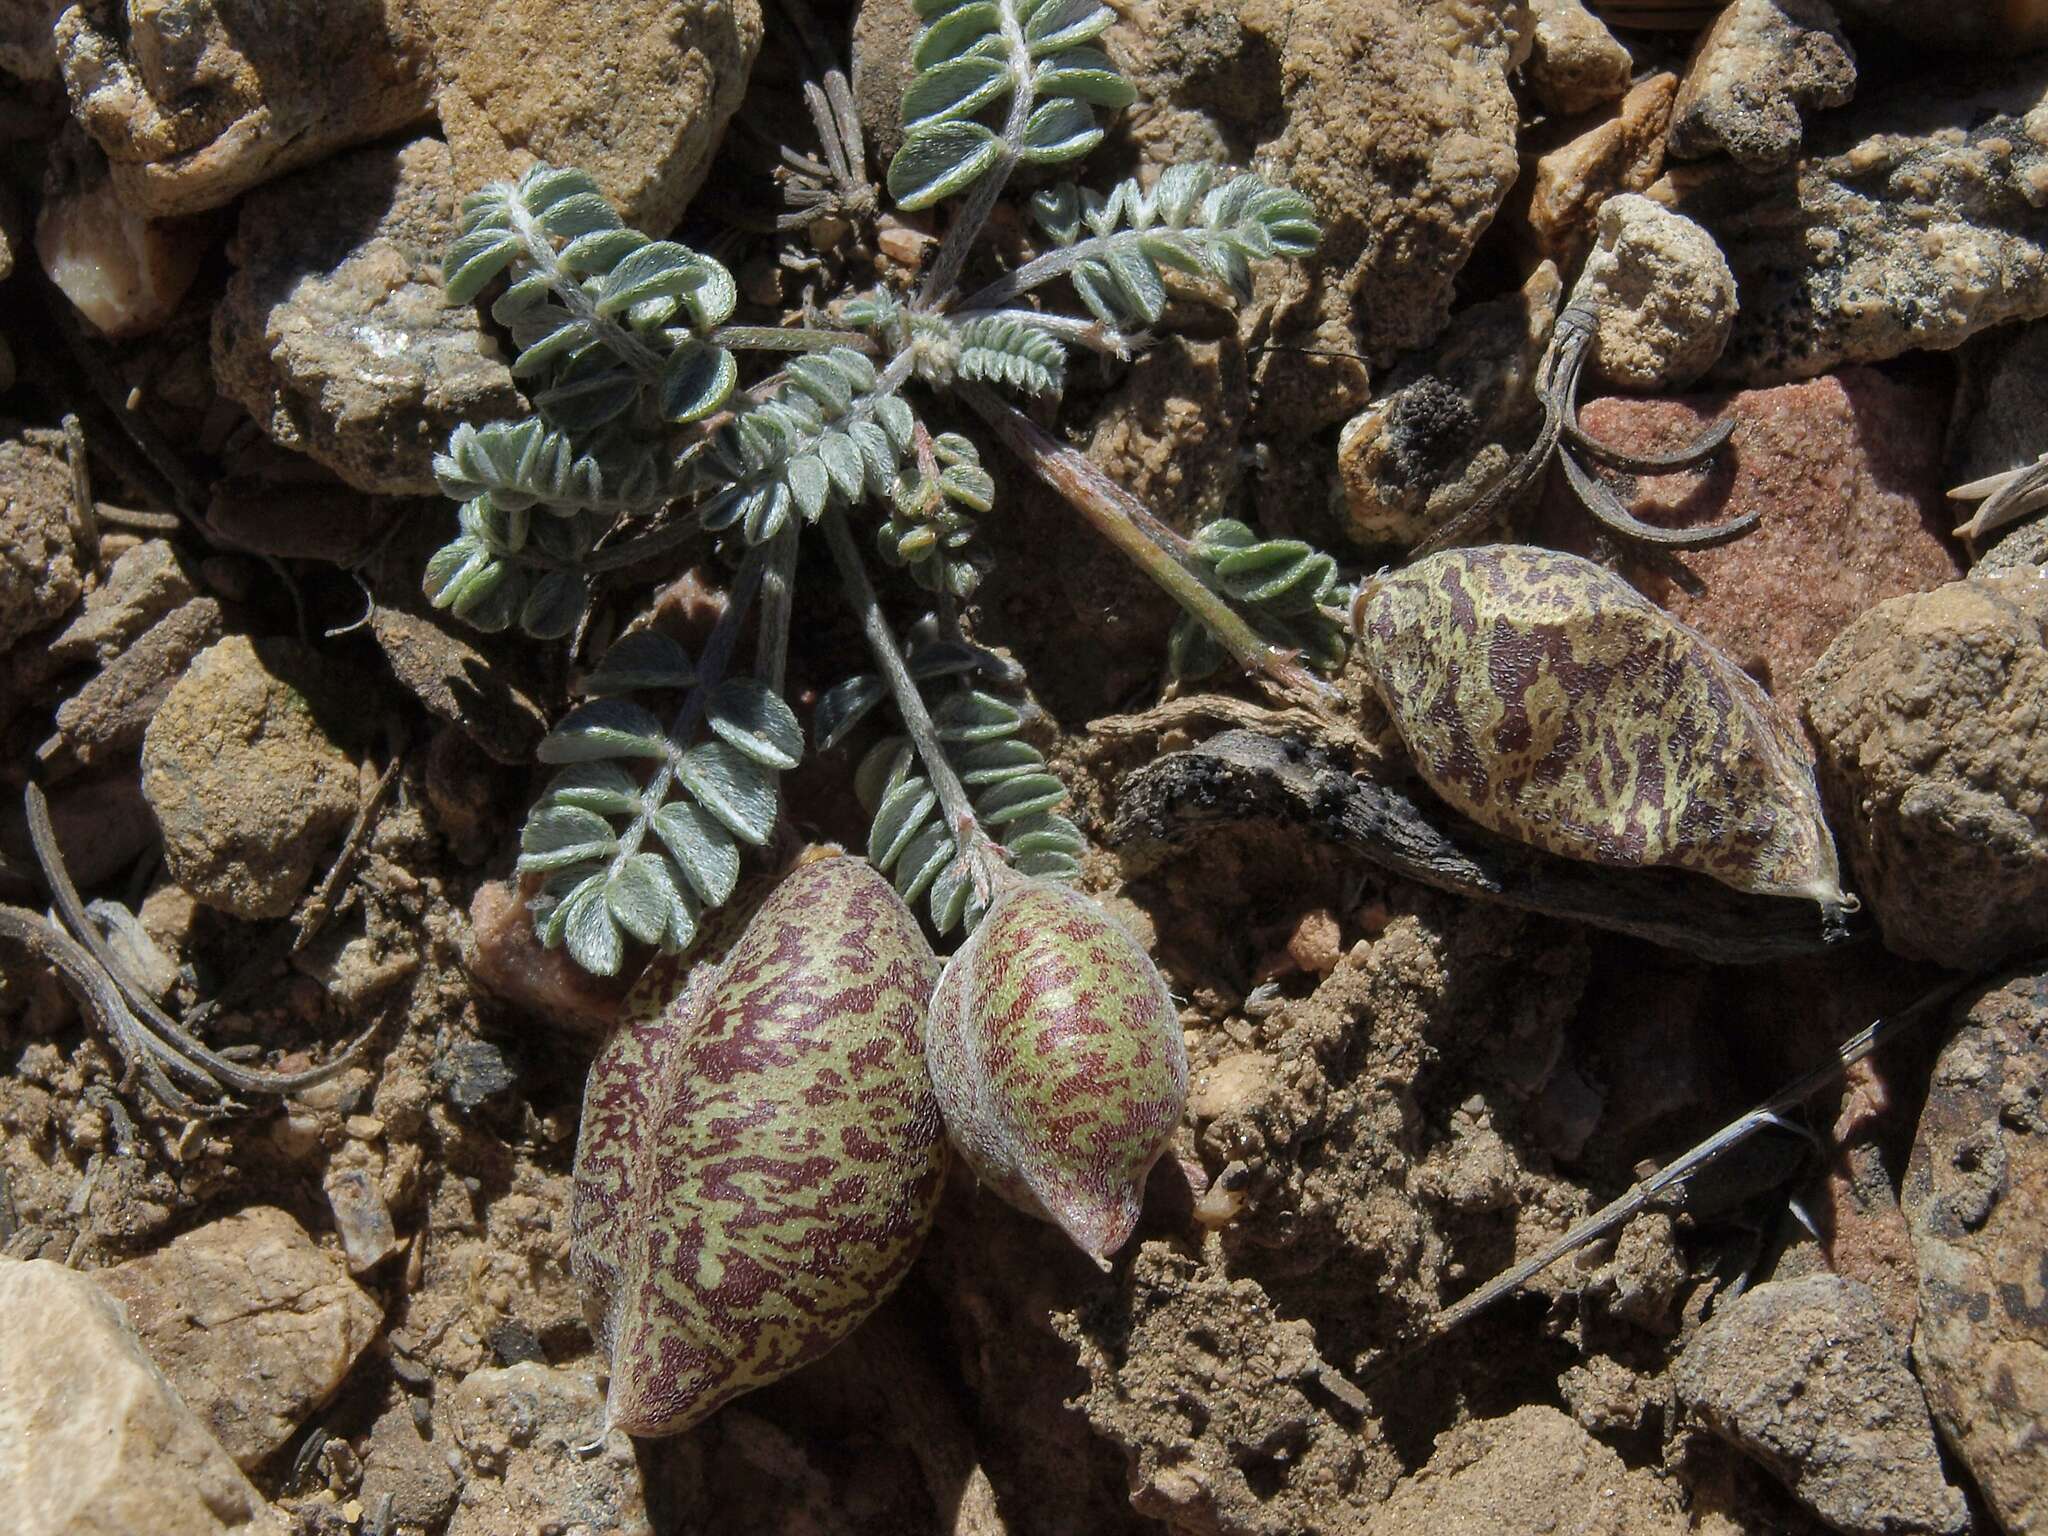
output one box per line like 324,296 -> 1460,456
420,0 -> 1341,1438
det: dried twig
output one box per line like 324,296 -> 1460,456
1949,451 -> 2048,545
1414,302 -> 1750,563
9,785 -> 375,1116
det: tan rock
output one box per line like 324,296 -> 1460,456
139,635 -> 359,921
96,1206 -> 380,1469
1802,569 -> 2048,969
1675,1274 -> 1966,1536
1365,1405 -> 1687,1535
0,1257 -> 280,1535
447,1362 -> 651,1536
1337,262 -> 1560,549
53,0 -> 435,217
423,0 -> 763,233
1575,192 -> 1735,390
1527,72 -> 1677,266
1903,969 -> 2048,1535
36,151 -> 206,338
1526,0 -> 1634,117
213,136 -> 525,496
0,423 -> 90,651
40,596 -> 224,776
1668,0 -> 1855,172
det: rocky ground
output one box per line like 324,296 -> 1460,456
0,0 -> 2045,1533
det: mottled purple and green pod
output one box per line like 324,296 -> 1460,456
570,852 -> 945,1438
926,878 -> 1187,1267
1354,545 -> 1848,908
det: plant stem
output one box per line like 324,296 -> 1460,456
958,228 -> 1202,314
613,542 -> 769,865
957,383 -> 1342,709
914,1 -> 1036,312
711,324 -> 879,355
820,507 -> 998,872
505,196 -> 665,386
755,522 -> 799,696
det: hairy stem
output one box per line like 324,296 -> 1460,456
755,521 -> 799,696
915,0 -> 1036,311
958,383 -> 1341,709
711,324 -> 879,355
820,507 -> 1000,874
958,227 -> 1199,314
611,542 -> 770,868
505,195 -> 666,385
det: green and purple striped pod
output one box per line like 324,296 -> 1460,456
1353,545 -> 1848,909
570,851 -> 946,1438
926,877 -> 1187,1268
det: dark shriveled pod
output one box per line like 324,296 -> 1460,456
570,851 -> 945,1438
1353,545 -> 1851,914
926,877 -> 1188,1268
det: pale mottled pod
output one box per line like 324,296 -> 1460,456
926,877 -> 1188,1267
570,852 -> 945,1438
1354,545 -> 1849,910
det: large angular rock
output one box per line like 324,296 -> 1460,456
1902,969 -> 2048,1535
1663,59 -> 2048,384
213,136 -> 525,495
139,636 -> 360,921
95,1206 -> 381,1469
1667,0 -> 1856,173
1537,368 -> 1962,688
53,0 -> 434,217
1801,569 -> 2048,969
0,1257 -> 279,1535
1103,0 -> 1523,432
1527,72 -> 1678,266
1364,1406 -> 1686,1536
0,424 -> 89,651
1525,0 -> 1633,118
1674,1273 -> 1967,1536
422,0 -> 762,233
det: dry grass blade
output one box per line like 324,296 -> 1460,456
17,784 -> 377,1115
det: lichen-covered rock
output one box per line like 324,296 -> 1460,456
1536,368 -> 1962,687
1526,0 -> 1634,117
95,1206 -> 379,1469
1801,569 -> 2048,968
1902,968 -> 2048,1536
1665,58 -> 2048,384
927,877 -> 1188,1267
1356,545 -> 1847,909
1337,263 -> 1561,549
446,1362 -> 651,1536
213,137 -> 524,495
1575,193 -> 1736,390
0,1257 -> 279,1535
1365,1405 -> 1687,1536
0,424 -> 89,651
139,636 -> 359,921
1668,0 -> 1855,172
422,0 -> 762,233
1527,72 -> 1678,266
1674,1273 -> 1967,1536
571,853 -> 944,1437
53,0 -> 435,217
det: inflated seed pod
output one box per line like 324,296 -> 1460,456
926,877 -> 1188,1267
1353,545 -> 1849,910
570,851 -> 945,1438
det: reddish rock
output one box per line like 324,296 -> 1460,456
1535,368 -> 1962,689
464,879 -> 630,1037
